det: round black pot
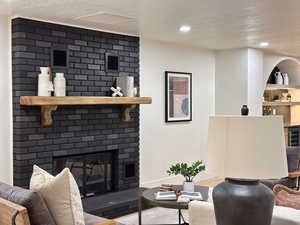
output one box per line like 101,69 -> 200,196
213,178 -> 274,225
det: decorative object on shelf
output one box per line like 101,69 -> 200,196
275,72 -> 283,85
54,73 -> 66,96
117,76 -> 134,97
241,105 -> 249,116
207,116 -> 288,225
110,87 -> 123,97
20,96 -> 152,125
282,73 -> 289,85
263,106 -> 273,115
281,93 -> 289,102
134,86 -> 139,97
165,71 -> 192,122
38,67 -> 53,96
167,160 -> 205,192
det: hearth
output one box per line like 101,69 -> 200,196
53,151 -> 117,197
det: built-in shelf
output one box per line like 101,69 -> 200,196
20,96 -> 152,126
263,101 -> 300,106
265,84 -> 300,90
263,101 -> 292,106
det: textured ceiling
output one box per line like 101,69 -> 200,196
1,0 -> 300,56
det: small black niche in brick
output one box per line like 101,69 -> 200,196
106,53 -> 119,72
125,163 -> 136,178
52,47 -> 68,68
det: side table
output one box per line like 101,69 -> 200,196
138,185 -> 209,225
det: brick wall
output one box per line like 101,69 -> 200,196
12,18 -> 140,191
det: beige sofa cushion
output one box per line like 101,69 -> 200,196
30,165 -> 85,225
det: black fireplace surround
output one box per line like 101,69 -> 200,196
12,17 -> 140,200
53,151 -> 117,197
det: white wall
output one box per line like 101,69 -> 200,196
215,49 -> 248,115
0,16 -> 12,184
140,39 -> 215,187
215,48 -> 264,116
247,49 -> 264,115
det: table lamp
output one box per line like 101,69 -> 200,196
207,116 -> 288,225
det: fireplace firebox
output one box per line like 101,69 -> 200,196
53,151 -> 117,197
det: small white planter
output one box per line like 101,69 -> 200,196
183,182 -> 195,192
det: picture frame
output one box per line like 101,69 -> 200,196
165,71 -> 192,122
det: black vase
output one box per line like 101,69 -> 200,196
213,178 -> 274,225
241,105 -> 249,116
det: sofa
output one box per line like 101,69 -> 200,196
188,188 -> 300,225
0,181 -> 121,225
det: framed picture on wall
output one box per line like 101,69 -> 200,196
165,71 -> 192,122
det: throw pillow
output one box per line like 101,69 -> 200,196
30,165 -> 54,190
30,165 -> 85,225
275,189 -> 300,210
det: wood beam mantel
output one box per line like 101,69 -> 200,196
20,96 -> 152,126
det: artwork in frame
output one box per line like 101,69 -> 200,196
165,71 -> 192,122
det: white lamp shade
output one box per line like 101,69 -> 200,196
207,116 -> 288,179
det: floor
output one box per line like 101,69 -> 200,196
117,207 -> 189,225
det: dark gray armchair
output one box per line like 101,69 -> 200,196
261,147 -> 300,189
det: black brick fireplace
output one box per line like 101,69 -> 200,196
12,18 -> 141,218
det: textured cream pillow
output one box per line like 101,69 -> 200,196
30,165 -> 85,225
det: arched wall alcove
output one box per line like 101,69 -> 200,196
262,55 -> 300,128
263,55 -> 300,86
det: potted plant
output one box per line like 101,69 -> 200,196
167,160 -> 205,192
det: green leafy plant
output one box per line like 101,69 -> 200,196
167,160 -> 205,182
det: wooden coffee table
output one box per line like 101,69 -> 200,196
138,185 -> 209,225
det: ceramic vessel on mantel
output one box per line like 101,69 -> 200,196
183,182 -> 195,192
38,67 -> 52,96
117,76 -> 134,97
54,73 -> 66,96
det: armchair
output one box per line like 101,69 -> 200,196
261,147 -> 300,189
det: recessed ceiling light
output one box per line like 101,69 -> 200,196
259,42 -> 269,47
179,25 -> 191,33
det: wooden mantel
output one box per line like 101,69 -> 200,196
20,96 -> 152,126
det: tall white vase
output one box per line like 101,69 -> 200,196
38,74 -> 52,96
275,72 -> 283,85
282,73 -> 289,85
38,67 -> 52,96
54,73 -> 66,96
